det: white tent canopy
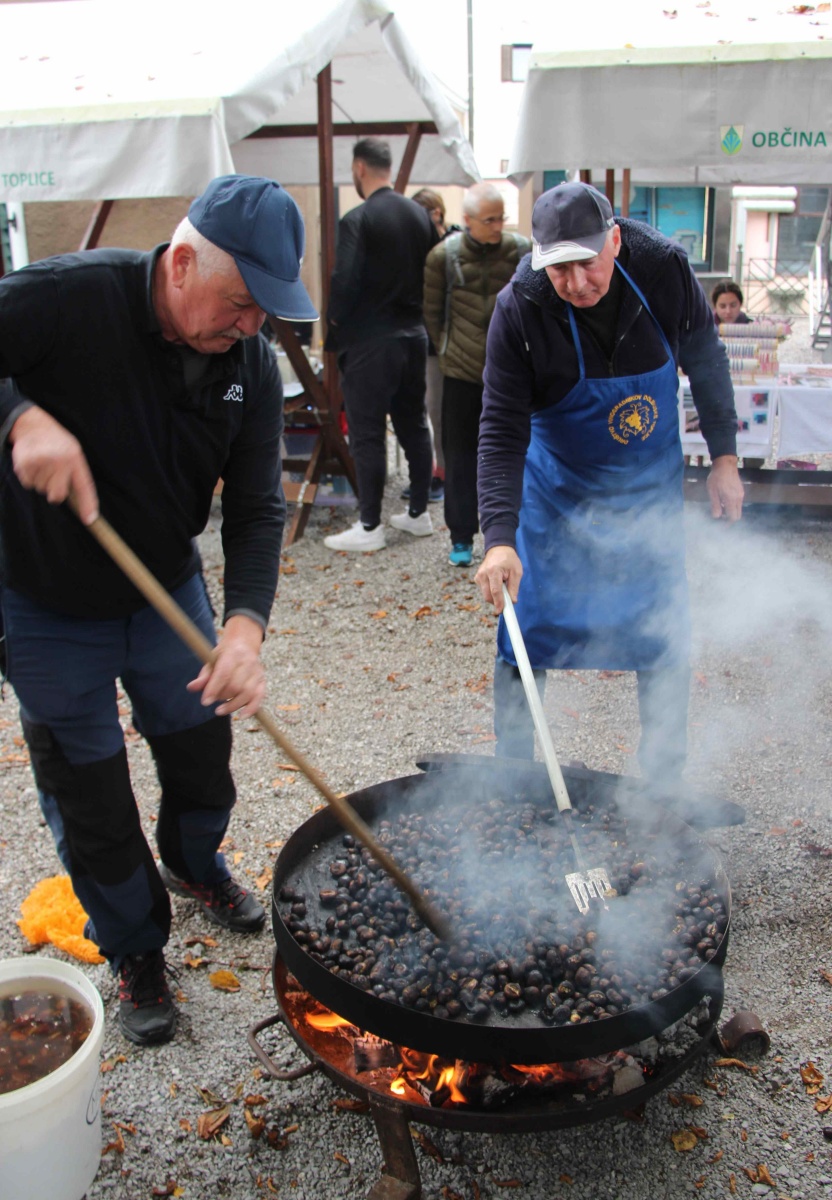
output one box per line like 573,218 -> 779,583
0,0 -> 479,203
509,0 -> 832,186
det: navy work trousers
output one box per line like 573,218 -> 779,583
339,332 -> 432,528
2,575 -> 235,964
493,655 -> 691,786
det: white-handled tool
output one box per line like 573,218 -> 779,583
501,584 -> 612,914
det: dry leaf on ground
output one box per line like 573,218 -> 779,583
671,1130 -> 698,1152
197,1106 -> 230,1140
209,969 -> 241,992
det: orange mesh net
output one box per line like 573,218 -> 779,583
17,875 -> 105,964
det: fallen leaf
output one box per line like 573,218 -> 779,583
334,1151 -> 350,1166
194,1085 -> 224,1106
275,704 -> 301,711
714,1057 -> 758,1074
284,1124 -> 299,1134
220,1133 -> 232,1146
197,1107 -> 230,1140
179,1118 -> 192,1133
729,1173 -> 737,1194
114,1121 -> 137,1136
707,1149 -> 724,1163
816,1095 -> 832,1113
742,1166 -> 759,1182
671,1130 -> 698,1152
209,969 -> 241,992
757,1164 -> 775,1186
681,1093 -> 704,1107
102,1125 -> 126,1155
800,1061 -> 824,1087
821,969 -> 832,985
411,605 -> 432,619
768,827 -> 788,836
244,1108 -> 266,1139
255,869 -> 271,890
492,1181 -> 524,1189
559,1174 -> 573,1184
442,1188 -> 463,1200
412,1129 -> 444,1162
183,953 -> 204,968
332,1097 -> 370,1113
370,610 -> 387,619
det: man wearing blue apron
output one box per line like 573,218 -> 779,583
476,182 -> 743,799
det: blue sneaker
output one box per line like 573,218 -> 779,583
400,477 -> 445,503
448,542 -> 473,567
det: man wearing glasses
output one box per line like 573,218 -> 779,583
423,183 -> 529,568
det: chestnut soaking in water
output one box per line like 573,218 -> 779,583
0,986 -> 93,1094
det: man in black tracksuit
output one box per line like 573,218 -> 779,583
324,137 -> 439,553
0,176 -> 317,1046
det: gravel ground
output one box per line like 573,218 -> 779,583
4,349 -> 832,1198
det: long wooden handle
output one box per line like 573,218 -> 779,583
85,514 -> 451,942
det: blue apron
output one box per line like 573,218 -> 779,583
496,263 -> 689,672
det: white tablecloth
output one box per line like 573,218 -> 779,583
778,386 -> 832,457
679,367 -> 832,461
679,380 -> 775,458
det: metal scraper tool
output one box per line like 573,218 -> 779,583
500,585 -> 612,915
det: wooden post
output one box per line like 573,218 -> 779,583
394,123 -> 422,193
579,169 -> 592,185
621,169 -> 631,218
605,169 -> 615,207
79,200 -> 115,250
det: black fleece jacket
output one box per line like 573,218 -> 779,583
478,218 -> 737,552
0,247 -> 285,624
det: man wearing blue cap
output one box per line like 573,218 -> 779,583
0,175 -> 316,1046
476,181 -> 744,812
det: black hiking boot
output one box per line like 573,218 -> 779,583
118,950 -> 176,1046
158,863 -> 266,932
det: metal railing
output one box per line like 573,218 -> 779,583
808,193 -> 832,347
742,258 -> 811,317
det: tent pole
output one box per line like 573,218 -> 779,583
79,200 -> 115,251
394,123 -> 422,193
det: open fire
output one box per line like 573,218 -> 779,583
287,979 -> 676,1112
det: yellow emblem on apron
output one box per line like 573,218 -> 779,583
608,394 -> 658,445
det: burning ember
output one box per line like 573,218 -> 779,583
282,984 -> 714,1112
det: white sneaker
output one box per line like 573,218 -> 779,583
389,510 -> 433,537
324,521 -> 386,552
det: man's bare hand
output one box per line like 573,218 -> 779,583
707,454 -> 744,523
475,546 -> 523,614
9,406 -> 99,524
187,615 -> 266,718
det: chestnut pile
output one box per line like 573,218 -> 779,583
281,793 -> 728,1027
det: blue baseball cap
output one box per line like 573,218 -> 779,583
189,175 -> 318,321
532,182 -> 615,269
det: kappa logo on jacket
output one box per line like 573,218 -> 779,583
223,384 -> 244,403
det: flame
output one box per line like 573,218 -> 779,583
437,1064 -> 468,1104
306,1011 -> 355,1031
390,1077 -> 406,1096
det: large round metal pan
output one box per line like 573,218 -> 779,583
271,764 -> 731,1066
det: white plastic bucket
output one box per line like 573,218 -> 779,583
0,956 -> 105,1200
